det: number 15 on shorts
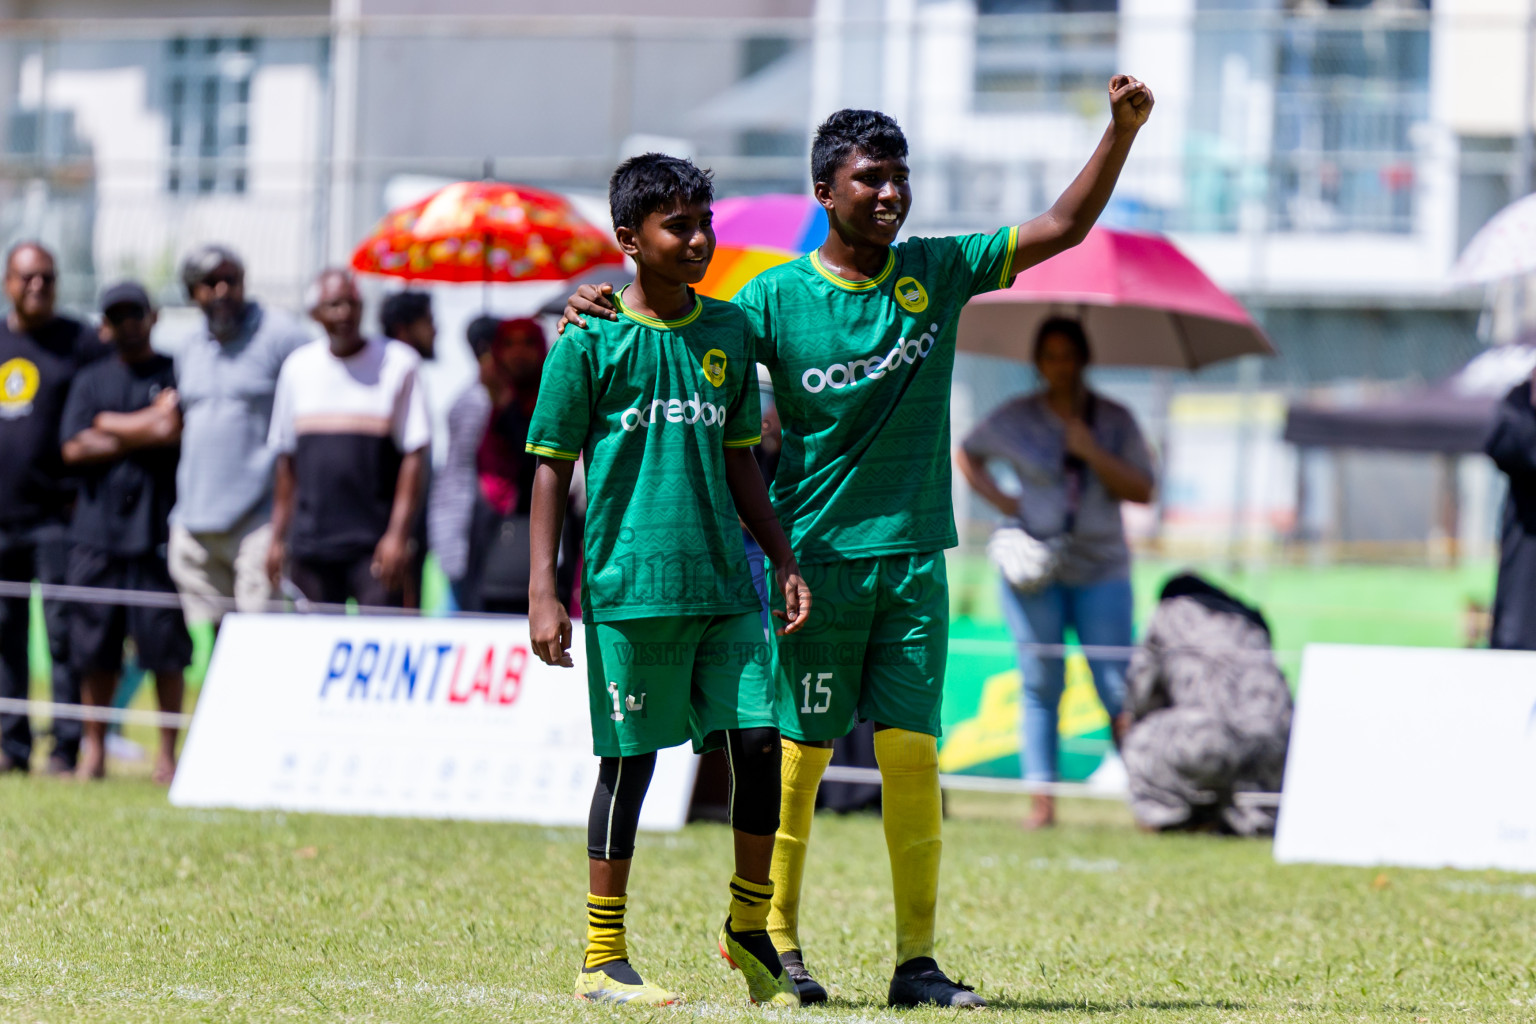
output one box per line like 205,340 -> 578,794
800,672 -> 833,714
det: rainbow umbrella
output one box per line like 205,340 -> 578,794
697,193 -> 828,300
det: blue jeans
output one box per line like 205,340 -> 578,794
1000,576 -> 1133,782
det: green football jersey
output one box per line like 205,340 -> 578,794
735,226 -> 1018,564
526,288 -> 762,621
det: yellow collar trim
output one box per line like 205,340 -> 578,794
615,287 -> 703,330
809,248 -> 896,291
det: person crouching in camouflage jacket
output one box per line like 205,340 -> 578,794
1121,573 -> 1292,836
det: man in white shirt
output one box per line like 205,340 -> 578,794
266,269 -> 429,608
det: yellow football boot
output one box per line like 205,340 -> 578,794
718,921 -> 800,1008
572,960 -> 679,1006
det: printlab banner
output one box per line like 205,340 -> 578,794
1275,644 -> 1536,872
170,614 -> 700,830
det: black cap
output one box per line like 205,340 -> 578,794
100,281 -> 152,315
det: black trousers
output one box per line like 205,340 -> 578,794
0,521 -> 80,767
290,554 -> 401,609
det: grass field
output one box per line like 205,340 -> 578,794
4,776 -> 1534,1023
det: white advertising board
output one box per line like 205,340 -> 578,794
170,614 -> 700,830
1275,644 -> 1536,872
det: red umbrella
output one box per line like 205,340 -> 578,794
351,181 -> 624,284
959,227 -> 1274,369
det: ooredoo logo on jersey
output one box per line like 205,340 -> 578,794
801,322 -> 942,394
619,393 -> 728,431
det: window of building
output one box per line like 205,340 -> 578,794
165,35 -> 257,195
974,0 -> 1118,114
1271,5 -> 1431,233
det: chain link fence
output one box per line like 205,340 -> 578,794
0,8 -> 1529,566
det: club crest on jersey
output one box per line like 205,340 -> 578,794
894,276 -> 929,313
701,348 -> 727,388
0,358 -> 40,420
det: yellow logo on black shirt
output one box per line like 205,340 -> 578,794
0,358 -> 39,420
894,276 -> 929,313
702,348 -> 727,388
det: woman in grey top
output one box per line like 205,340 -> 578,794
956,318 -> 1154,828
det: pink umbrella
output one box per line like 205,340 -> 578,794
958,226 -> 1274,369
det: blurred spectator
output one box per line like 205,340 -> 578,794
461,317 -> 575,613
1484,373 -> 1536,650
168,245 -> 309,631
60,282 -> 189,783
380,290 -> 435,360
1121,573 -> 1291,836
380,290 -> 436,607
0,241 -> 105,774
432,317 -> 577,613
430,315 -> 499,604
267,269 -> 428,608
955,317 -> 1154,829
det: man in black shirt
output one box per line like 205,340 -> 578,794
0,241 -> 104,773
61,282 -> 190,782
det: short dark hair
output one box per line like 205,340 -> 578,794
466,315 -> 501,359
608,153 -> 714,233
1032,316 -> 1092,366
811,109 -> 908,187
380,290 -> 431,338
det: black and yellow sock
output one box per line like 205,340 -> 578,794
583,892 -> 628,970
767,740 -> 833,954
874,728 -> 942,966
728,874 -> 775,934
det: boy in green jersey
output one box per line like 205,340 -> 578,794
527,154 -> 812,1008
564,78 -> 1155,1007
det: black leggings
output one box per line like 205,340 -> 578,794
586,728 -> 782,860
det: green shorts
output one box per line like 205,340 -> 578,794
585,611 -> 779,757
770,551 -> 948,742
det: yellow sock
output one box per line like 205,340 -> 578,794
728,873 -> 774,934
583,892 -> 627,969
874,728 -> 942,966
767,740 -> 833,954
